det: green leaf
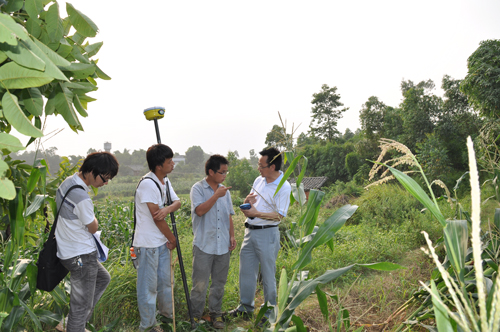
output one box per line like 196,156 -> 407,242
0,132 -> 24,153
0,61 -> 53,89
0,159 -> 16,199
277,154 -> 303,195
291,182 -> 306,207
0,13 -> 29,45
85,41 -> 102,57
9,187 -> 24,246
61,62 -> 95,79
430,279 -> 454,332
54,84 -> 82,129
388,166 -> 447,227
443,219 -> 468,281
293,204 -> 358,270
278,268 -> 288,314
2,92 -> 44,138
0,50 -> 8,64
316,286 -> 329,321
20,300 -> 42,331
297,189 -> 324,234
66,3 -> 99,38
358,262 -> 405,271
32,37 -> 71,67
22,87 -> 44,116
25,18 -> 42,39
25,194 -> 47,217
0,40 -> 46,71
26,167 -> 41,193
56,37 -> 73,58
290,315 -> 307,332
4,0 -> 24,13
25,0 -> 44,25
71,44 -> 90,63
94,62 -> 111,80
46,2 -> 64,43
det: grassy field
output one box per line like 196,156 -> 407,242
27,179 -> 491,332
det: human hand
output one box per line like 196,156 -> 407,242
153,207 -> 169,221
229,237 -> 237,251
241,205 -> 258,218
244,194 -> 257,204
215,185 -> 232,198
166,240 -> 176,250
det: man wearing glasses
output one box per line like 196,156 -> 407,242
227,147 -> 291,323
189,154 -> 236,329
133,144 -> 180,332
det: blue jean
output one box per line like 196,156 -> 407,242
190,245 -> 230,318
237,227 -> 280,314
136,244 -> 172,331
60,251 -> 110,332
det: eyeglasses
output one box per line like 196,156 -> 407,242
257,164 -> 270,169
216,171 -> 229,175
99,174 -> 110,183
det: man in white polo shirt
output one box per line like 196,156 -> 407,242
134,144 -> 180,332
227,147 -> 291,321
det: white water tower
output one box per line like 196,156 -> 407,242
104,142 -> 111,152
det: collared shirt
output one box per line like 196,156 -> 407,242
134,172 -> 179,248
190,179 -> 235,255
55,173 -> 96,259
247,170 -> 291,226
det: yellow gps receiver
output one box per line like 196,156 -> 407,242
143,106 -> 165,121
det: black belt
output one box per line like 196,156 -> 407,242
245,222 -> 278,230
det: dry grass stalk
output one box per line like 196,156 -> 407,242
430,179 -> 453,207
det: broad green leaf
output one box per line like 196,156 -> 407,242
85,41 -> 102,57
291,182 -> 306,207
293,204 -> 358,270
56,37 -> 73,58
71,31 -> 85,44
25,0 -> 44,24
0,40 -> 45,71
33,309 -> 61,325
0,13 -> 29,45
4,0 -> 24,14
0,132 -> 24,153
25,194 -> 47,217
46,2 -> 64,43
54,84 -> 82,129
315,286 -> 329,321
0,51 -> 8,64
297,189 -> 324,235
2,92 -> 43,138
94,62 -> 111,80
10,259 -> 30,291
32,38 -> 71,66
388,166 -> 447,227
25,18 -> 42,38
61,62 -> 95,79
9,187 -> 25,246
290,315 -> 307,332
277,154 -> 303,196
278,268 -> 288,314
358,262 -> 405,271
443,219 -> 468,281
26,167 -> 41,193
66,3 -> 99,38
45,91 -> 56,115
430,280 -> 454,332
71,45 -> 90,63
0,62 -> 53,89
22,88 -> 44,116
0,159 -> 16,199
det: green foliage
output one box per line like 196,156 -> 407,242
308,84 -> 349,142
225,151 -> 259,198
300,142 -> 353,183
461,39 -> 500,118
266,124 -> 292,149
344,152 -> 362,180
415,133 -> 453,184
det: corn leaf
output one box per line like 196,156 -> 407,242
388,166 -> 447,227
430,279 -> 454,332
278,268 -> 288,314
443,219 -> 468,281
316,286 -> 329,320
9,188 -> 25,247
291,182 -> 306,207
26,167 -> 41,194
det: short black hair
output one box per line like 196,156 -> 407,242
147,144 -> 174,172
259,147 -> 282,171
205,154 -> 229,175
80,152 -> 119,180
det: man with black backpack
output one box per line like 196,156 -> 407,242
133,144 -> 180,332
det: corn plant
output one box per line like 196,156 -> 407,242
369,138 -> 500,330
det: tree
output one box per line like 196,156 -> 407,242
185,145 -> 205,168
461,39 -> 500,118
225,151 -> 259,197
265,124 -> 292,149
359,96 -> 386,139
0,2 -> 108,199
308,84 -> 349,142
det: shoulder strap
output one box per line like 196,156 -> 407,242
131,177 -> 163,247
49,184 -> 85,238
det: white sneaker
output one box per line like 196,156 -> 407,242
55,317 -> 91,332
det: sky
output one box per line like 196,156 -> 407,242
22,0 -> 500,159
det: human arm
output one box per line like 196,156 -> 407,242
152,200 -> 181,221
87,217 -> 98,234
195,185 -> 232,216
146,202 -> 177,247
229,215 -> 236,251
241,205 -> 283,221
